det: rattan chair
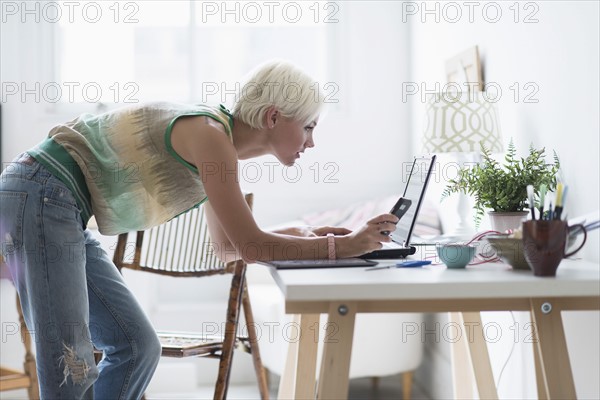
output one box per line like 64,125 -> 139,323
111,193 -> 269,399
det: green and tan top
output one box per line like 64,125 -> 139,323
28,102 -> 233,235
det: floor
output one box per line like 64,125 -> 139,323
0,374 -> 430,399
145,373 -> 430,399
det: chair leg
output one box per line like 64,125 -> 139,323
17,294 -> 40,400
214,262 -> 247,400
264,368 -> 272,391
402,371 -> 413,400
242,284 -> 270,399
371,376 -> 380,391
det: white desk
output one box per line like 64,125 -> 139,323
270,259 -> 600,399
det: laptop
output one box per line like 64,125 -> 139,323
359,154 -> 437,259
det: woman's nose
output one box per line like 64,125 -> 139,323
305,135 -> 315,148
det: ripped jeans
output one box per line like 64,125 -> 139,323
0,153 -> 161,399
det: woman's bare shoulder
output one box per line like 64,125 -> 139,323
170,115 -> 234,167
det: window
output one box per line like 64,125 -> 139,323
52,0 -> 338,108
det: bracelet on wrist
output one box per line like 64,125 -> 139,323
327,233 -> 336,260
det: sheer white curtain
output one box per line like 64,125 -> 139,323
53,0 -> 336,108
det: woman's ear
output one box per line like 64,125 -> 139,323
264,106 -> 278,129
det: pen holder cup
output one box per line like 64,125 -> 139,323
567,224 -> 588,252
436,244 -> 476,269
522,220 -> 587,277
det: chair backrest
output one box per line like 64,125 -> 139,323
113,193 -> 253,277
109,193 -> 268,399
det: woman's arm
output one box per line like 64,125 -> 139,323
171,117 -> 396,262
205,202 -> 343,260
204,201 -> 238,260
272,226 -> 352,237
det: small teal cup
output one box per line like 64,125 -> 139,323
437,244 -> 476,269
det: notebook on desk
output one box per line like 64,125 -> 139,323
359,154 -> 437,259
260,258 -> 377,269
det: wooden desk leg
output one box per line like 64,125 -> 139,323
450,312 -> 476,399
317,302 -> 356,400
278,313 -> 320,400
530,299 -> 577,400
462,312 -> 498,400
531,312 -> 548,400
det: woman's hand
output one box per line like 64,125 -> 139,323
273,226 -> 352,237
310,226 -> 353,236
337,214 -> 399,258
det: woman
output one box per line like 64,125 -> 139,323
0,60 -> 398,399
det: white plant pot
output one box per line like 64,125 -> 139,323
488,211 -> 529,233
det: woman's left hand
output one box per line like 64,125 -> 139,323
310,226 -> 352,236
274,226 -> 352,237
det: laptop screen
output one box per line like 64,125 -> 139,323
389,155 -> 436,247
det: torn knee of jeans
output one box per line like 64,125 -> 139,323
58,342 -> 91,386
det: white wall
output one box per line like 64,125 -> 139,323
409,1 -> 599,398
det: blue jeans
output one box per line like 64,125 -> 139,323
0,153 -> 161,399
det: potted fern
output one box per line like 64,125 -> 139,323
442,140 -> 560,231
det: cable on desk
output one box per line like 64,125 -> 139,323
496,311 -> 517,390
467,230 -> 503,265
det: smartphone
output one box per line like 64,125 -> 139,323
381,197 -> 412,235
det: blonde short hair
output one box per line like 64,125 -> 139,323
233,60 -> 325,129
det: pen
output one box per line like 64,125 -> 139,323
365,260 -> 431,271
539,184 -> 547,219
527,185 -> 536,220
548,202 -> 553,221
554,183 -> 564,220
555,185 -> 568,220
397,260 -> 432,268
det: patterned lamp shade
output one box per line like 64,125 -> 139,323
422,92 -> 503,154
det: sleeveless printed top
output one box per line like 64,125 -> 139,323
28,102 -> 233,235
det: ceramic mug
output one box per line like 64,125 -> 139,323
522,220 -> 587,277
436,244 -> 476,269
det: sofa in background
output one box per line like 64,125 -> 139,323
247,194 -> 443,396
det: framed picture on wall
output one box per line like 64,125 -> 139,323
445,46 -> 483,91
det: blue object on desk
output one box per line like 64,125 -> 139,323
365,260 -> 431,271
396,260 -> 432,268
